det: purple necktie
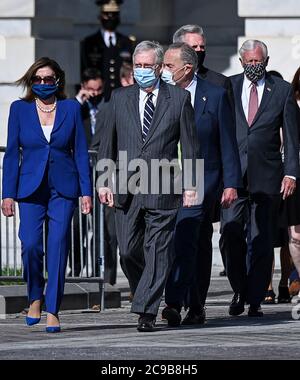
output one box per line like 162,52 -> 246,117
248,82 -> 258,126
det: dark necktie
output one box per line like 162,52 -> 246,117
248,82 -> 258,126
142,93 -> 155,142
109,34 -> 113,47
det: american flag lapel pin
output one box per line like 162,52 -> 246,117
267,87 -> 271,92
203,96 -> 206,101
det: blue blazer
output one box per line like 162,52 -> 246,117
194,76 -> 242,199
2,99 -> 92,200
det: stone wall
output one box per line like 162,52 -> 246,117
224,0 -> 300,82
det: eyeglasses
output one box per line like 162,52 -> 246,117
133,64 -> 158,70
31,75 -> 57,85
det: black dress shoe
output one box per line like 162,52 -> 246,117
229,293 -> 245,316
161,307 -> 181,327
181,307 -> 206,326
248,305 -> 263,317
137,314 -> 156,332
277,286 -> 291,304
219,269 -> 227,277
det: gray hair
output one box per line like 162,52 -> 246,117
173,24 -> 205,43
133,41 -> 164,66
239,40 -> 268,60
167,42 -> 198,72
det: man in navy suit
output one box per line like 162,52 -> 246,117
161,43 -> 242,326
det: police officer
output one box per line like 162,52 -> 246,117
81,0 -> 135,101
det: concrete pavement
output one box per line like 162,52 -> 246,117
0,267 -> 299,360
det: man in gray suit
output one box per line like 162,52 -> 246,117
97,41 -> 200,332
220,40 -> 300,317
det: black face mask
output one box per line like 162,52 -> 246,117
196,51 -> 206,70
101,16 -> 120,31
243,62 -> 266,83
89,94 -> 103,107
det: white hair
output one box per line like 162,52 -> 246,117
239,40 -> 268,60
133,41 -> 164,66
173,24 -> 205,43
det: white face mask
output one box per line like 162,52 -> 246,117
161,66 -> 186,85
161,69 -> 175,85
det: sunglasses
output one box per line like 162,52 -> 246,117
31,75 -> 58,85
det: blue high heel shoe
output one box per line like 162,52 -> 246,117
46,313 -> 60,333
26,298 -> 44,326
46,326 -> 61,333
26,316 -> 41,326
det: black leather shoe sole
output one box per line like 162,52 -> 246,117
248,308 -> 264,317
161,307 -> 181,327
181,313 -> 205,326
229,305 -> 245,316
137,322 -> 155,332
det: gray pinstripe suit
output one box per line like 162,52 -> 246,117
97,80 -> 200,316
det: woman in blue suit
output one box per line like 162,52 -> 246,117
1,57 -> 92,333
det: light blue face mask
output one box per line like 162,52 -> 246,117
133,68 -> 159,89
161,69 -> 175,85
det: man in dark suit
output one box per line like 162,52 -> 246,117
161,43 -> 242,327
81,0 -> 134,101
70,68 -> 106,279
76,68 -> 104,146
173,24 -> 233,110
173,25 -> 233,276
220,39 -> 299,317
89,63 -> 135,286
97,41 -> 200,332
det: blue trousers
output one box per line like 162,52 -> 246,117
18,173 -> 77,314
165,201 -> 214,311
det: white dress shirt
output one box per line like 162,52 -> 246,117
41,125 -> 53,143
102,30 -> 116,47
241,75 -> 265,120
139,80 -> 160,127
184,75 -> 198,108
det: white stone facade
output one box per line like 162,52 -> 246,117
224,0 -> 300,82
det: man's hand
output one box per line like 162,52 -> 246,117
1,198 -> 15,217
81,196 -> 93,215
98,187 -> 114,208
281,176 -> 296,200
221,188 -> 238,209
76,88 -> 92,104
183,190 -> 198,207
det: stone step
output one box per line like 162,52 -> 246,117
0,282 -> 121,316
239,0 -> 300,17
0,0 -> 34,18
245,19 -> 300,38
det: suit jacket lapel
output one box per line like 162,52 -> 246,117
30,101 -> 48,142
195,77 -> 207,124
51,100 -> 67,135
127,84 -> 143,144
251,74 -> 275,126
234,74 -> 249,126
143,80 -> 170,146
